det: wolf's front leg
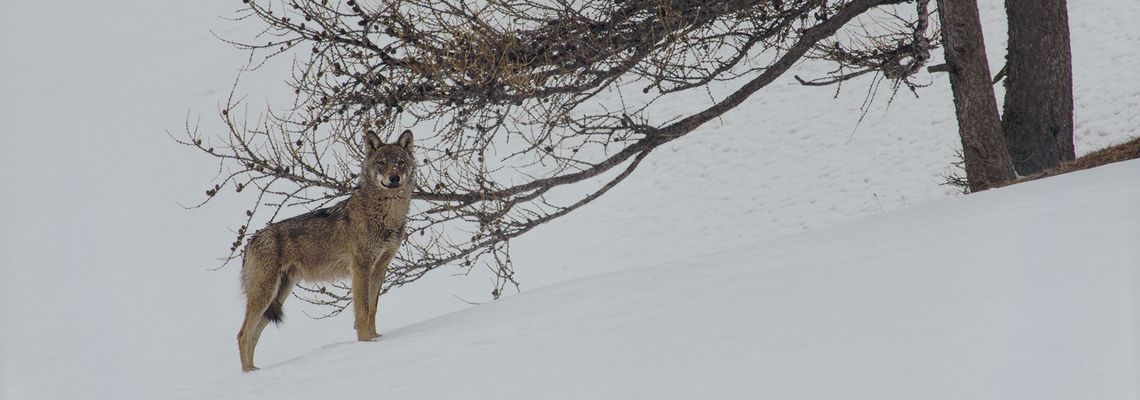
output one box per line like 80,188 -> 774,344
350,259 -> 374,342
364,250 -> 394,340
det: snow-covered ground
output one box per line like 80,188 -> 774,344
1,1 -> 1138,399
170,159 -> 1140,400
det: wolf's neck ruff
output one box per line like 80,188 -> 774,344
351,187 -> 410,224
352,185 -> 412,201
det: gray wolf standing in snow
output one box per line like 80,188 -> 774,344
236,130 -> 415,372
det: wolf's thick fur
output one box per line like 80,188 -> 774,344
236,130 -> 415,372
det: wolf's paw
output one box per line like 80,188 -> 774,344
357,333 -> 382,342
242,366 -> 260,373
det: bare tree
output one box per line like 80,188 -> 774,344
1000,0 -> 1074,175
932,0 -> 1015,191
180,0 -> 933,313
811,0 -> 1079,190
795,0 -> 1017,191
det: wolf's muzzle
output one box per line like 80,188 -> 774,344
383,175 -> 402,188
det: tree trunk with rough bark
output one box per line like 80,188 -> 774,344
935,0 -> 1016,191
1001,0 -> 1075,176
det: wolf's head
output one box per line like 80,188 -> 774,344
362,130 -> 414,191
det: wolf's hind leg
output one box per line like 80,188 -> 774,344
237,270 -> 281,372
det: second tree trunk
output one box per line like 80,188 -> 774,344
1001,0 -> 1075,176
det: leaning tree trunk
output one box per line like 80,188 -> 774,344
1001,0 -> 1075,176
935,0 -> 1016,191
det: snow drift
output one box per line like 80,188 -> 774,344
169,161 -> 1140,400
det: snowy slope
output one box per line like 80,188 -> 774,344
170,160 -> 1140,400
1,1 -> 1138,399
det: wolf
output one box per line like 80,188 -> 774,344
236,130 -> 415,372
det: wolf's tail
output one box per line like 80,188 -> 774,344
263,273 -> 291,325
264,302 -> 284,325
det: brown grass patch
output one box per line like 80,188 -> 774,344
946,137 -> 1139,191
996,136 -> 1140,188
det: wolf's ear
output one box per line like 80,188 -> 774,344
364,130 -> 383,155
397,129 -> 414,153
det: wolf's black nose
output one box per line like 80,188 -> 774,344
389,175 -> 400,184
